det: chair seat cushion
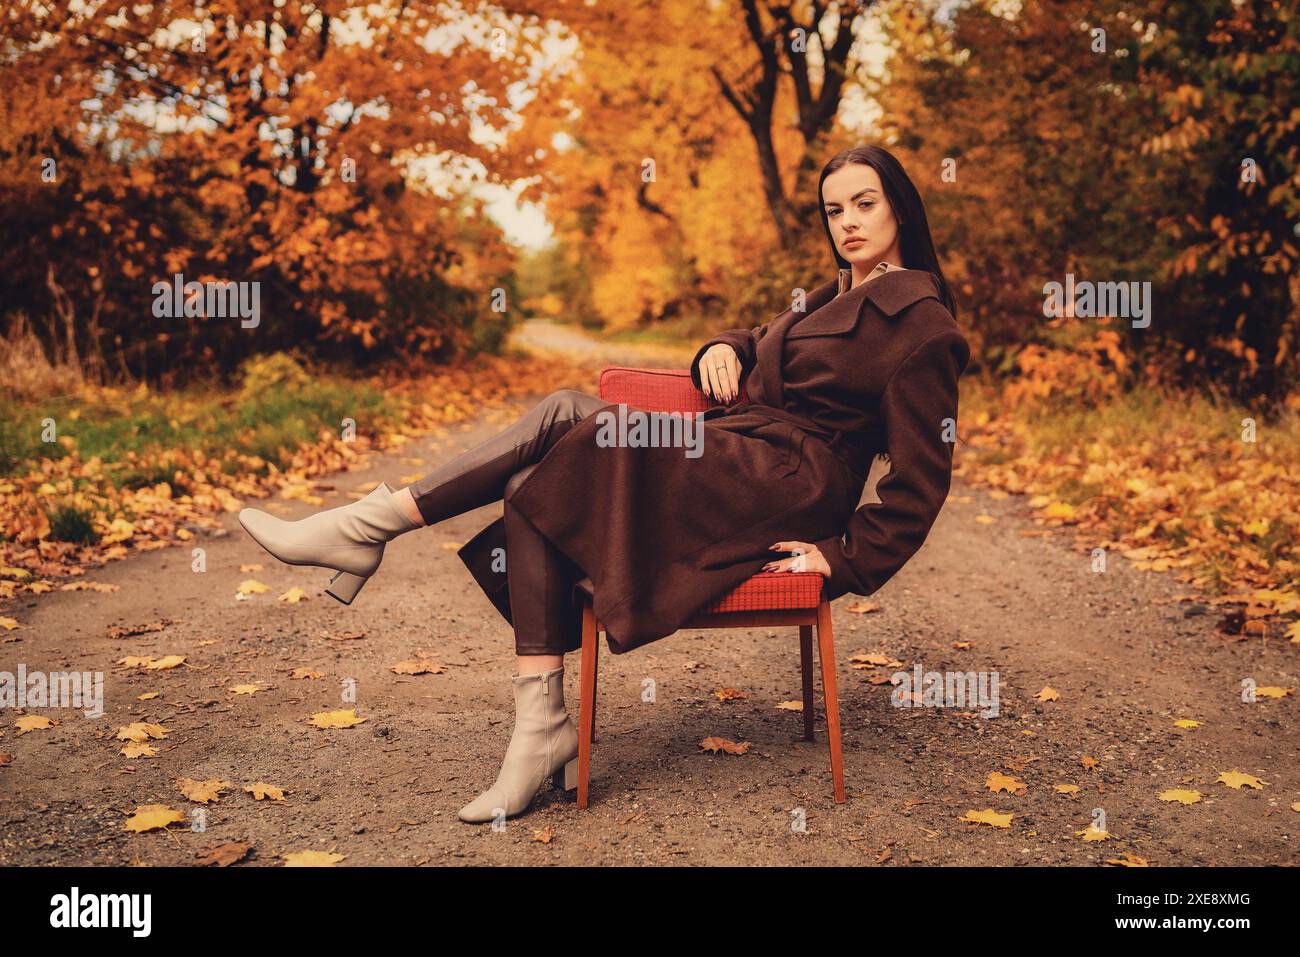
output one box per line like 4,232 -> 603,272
575,571 -> 823,615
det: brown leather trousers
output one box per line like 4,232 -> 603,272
407,389 -> 611,656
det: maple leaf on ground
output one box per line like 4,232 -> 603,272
228,684 -> 261,695
985,771 -> 1027,795
1106,852 -> 1150,867
713,687 -> 747,701
15,715 -> 56,734
1158,789 -> 1202,805
120,742 -> 159,759
390,659 -> 446,675
245,782 -> 287,801
532,826 -> 555,844
961,809 -> 1013,828
282,850 -> 345,867
1034,686 -> 1060,702
847,652 -> 902,668
177,777 -> 233,804
278,587 -> 309,603
124,805 -> 186,833
776,700 -> 803,711
144,655 -> 185,671
196,842 -> 253,867
106,620 -> 176,640
1216,771 -> 1266,790
1076,828 -> 1109,842
698,736 -> 750,755
116,722 -> 169,742
308,708 -> 367,729
844,600 -> 881,614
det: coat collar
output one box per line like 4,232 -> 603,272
784,267 -> 942,341
753,267 -> 946,409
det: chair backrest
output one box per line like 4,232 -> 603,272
598,367 -> 713,413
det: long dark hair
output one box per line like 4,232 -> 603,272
817,145 -> 957,318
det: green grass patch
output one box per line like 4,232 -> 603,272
0,372 -> 399,481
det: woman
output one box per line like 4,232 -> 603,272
238,144 -> 971,824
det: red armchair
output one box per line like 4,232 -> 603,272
572,366 -> 845,808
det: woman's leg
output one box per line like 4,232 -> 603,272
457,466 -> 585,823
237,388 -> 607,604
394,388 -> 609,528
502,464 -> 585,674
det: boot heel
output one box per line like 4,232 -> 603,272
325,570 -> 368,604
552,757 -> 579,792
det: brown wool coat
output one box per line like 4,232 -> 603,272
457,267 -> 971,654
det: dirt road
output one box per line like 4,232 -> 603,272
1,323 -> 1294,866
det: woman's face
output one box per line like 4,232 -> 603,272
822,163 -> 902,271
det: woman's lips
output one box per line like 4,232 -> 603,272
843,237 -> 867,248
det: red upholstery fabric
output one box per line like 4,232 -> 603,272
594,366 -> 824,614
598,367 -> 715,413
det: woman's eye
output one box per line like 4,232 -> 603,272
858,200 -> 875,210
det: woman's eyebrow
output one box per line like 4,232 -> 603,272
824,187 -> 880,208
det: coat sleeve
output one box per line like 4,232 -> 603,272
689,321 -> 771,392
813,329 -> 970,601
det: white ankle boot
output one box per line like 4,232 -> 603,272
237,482 -> 419,603
458,667 -> 579,823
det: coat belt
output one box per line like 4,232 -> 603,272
703,401 -> 873,482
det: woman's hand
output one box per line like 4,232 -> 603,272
763,540 -> 831,577
699,343 -> 741,403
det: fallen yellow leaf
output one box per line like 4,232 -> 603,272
177,777 -> 233,804
245,782 -> 287,801
124,804 -> 186,833
1216,771 -> 1266,790
961,808 -> 1013,828
308,708 -> 367,729
282,850 -> 345,867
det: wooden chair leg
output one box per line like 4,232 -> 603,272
590,632 -> 598,744
577,601 -> 599,809
799,624 -> 815,742
816,599 -> 846,803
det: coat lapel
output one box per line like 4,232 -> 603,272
755,277 -> 839,407
754,269 -> 943,408
786,268 -> 942,341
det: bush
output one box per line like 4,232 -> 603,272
237,352 -> 313,402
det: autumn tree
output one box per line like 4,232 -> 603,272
875,0 -> 1298,402
0,0 -> 566,382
